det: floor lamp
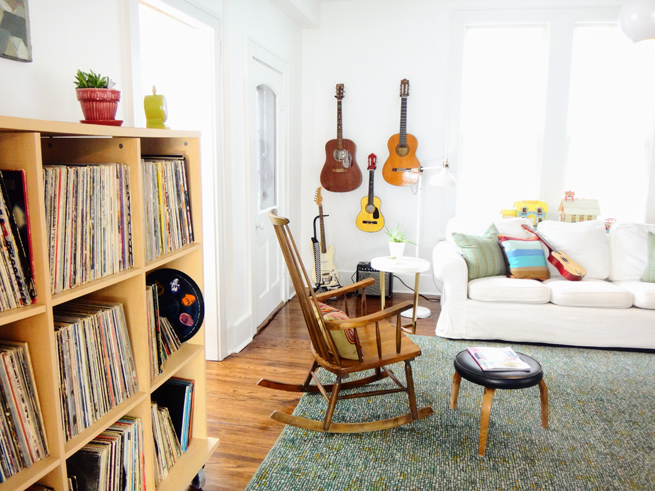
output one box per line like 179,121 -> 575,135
400,160 -> 456,319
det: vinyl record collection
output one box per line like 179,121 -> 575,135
151,377 -> 194,452
146,282 -> 182,380
151,402 -> 182,484
43,163 -> 133,294
53,301 -> 139,441
142,157 -> 194,262
66,416 -> 144,491
0,169 -> 36,311
0,341 -> 48,483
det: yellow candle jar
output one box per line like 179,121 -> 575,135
144,86 -> 169,129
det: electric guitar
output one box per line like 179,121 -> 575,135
382,79 -> 421,187
311,187 -> 340,288
320,84 -> 362,193
521,225 -> 587,281
355,153 -> 384,232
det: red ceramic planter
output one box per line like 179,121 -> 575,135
76,88 -> 121,120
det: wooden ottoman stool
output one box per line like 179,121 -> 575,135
449,350 -> 549,456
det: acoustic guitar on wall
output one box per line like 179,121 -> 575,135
355,153 -> 384,232
521,225 -> 586,281
311,187 -> 340,289
382,79 -> 421,187
320,84 -> 362,193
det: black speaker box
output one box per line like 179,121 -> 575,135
356,262 -> 392,298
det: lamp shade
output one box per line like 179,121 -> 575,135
428,166 -> 456,187
619,0 -> 655,43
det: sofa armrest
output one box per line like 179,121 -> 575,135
432,240 -> 468,303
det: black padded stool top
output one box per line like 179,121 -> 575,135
454,350 -> 543,390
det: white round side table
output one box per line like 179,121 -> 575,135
370,256 -> 431,334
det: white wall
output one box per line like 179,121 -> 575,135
0,0 -> 130,122
302,0 -> 455,294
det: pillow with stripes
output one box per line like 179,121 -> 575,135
452,224 -> 506,280
498,235 -> 550,280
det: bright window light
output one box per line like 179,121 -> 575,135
565,24 -> 655,222
456,25 -> 549,218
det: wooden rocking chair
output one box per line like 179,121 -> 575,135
257,211 -> 434,433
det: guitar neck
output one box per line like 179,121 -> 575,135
318,204 -> 327,253
399,97 -> 408,145
336,100 -> 343,150
368,170 -> 375,206
523,225 -> 559,254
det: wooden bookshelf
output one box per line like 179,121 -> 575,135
0,116 -> 219,491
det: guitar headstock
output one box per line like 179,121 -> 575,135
400,79 -> 410,98
367,153 -> 377,171
315,186 -> 323,205
335,84 -> 345,100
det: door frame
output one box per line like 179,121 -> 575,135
246,40 -> 290,339
126,0 -> 229,360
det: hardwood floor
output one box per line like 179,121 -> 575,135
200,292 -> 441,490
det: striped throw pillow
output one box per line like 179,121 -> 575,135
641,232 -> 655,283
498,235 -> 550,280
452,224 -> 506,280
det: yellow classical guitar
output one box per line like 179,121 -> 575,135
382,79 -> 421,187
310,187 -> 339,289
356,153 -> 384,232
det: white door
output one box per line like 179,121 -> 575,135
249,48 -> 286,331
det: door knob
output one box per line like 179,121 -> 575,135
256,222 -> 265,230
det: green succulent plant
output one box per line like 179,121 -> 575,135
384,225 -> 416,245
74,69 -> 112,89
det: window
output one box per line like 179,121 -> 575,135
450,10 -> 655,223
456,25 -> 549,218
256,84 -> 277,211
565,24 -> 655,222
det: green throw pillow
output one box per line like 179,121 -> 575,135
452,224 -> 506,281
641,232 -> 655,282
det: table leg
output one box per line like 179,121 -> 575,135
479,387 -> 495,456
411,272 -> 420,333
380,271 -> 385,310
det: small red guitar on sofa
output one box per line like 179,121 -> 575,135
521,225 -> 586,281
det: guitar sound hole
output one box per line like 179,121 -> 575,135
365,204 -> 375,214
395,144 -> 409,157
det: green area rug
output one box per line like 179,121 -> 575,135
245,336 -> 655,490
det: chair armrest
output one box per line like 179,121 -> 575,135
324,300 -> 413,330
314,278 -> 375,303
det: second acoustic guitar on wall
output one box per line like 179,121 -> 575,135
382,79 -> 421,187
320,83 -> 362,193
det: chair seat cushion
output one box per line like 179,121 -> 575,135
468,276 -> 551,304
318,303 -> 359,360
544,278 -> 633,308
612,281 -> 655,309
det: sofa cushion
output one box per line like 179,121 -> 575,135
498,235 -> 550,280
446,217 -> 534,244
537,220 -> 609,280
608,222 -> 655,281
452,224 -> 506,281
468,276 -> 551,304
612,280 -> 655,309
642,232 -> 655,282
544,278 -> 632,309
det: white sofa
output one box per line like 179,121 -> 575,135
432,217 -> 655,349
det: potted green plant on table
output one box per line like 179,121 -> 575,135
74,69 -> 122,125
385,225 -> 416,262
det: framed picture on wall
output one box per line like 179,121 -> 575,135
0,0 -> 32,62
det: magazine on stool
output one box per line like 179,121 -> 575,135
467,347 -> 531,371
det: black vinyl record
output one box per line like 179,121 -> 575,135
146,268 -> 204,342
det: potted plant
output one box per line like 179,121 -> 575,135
385,225 -> 416,262
74,69 -> 121,124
